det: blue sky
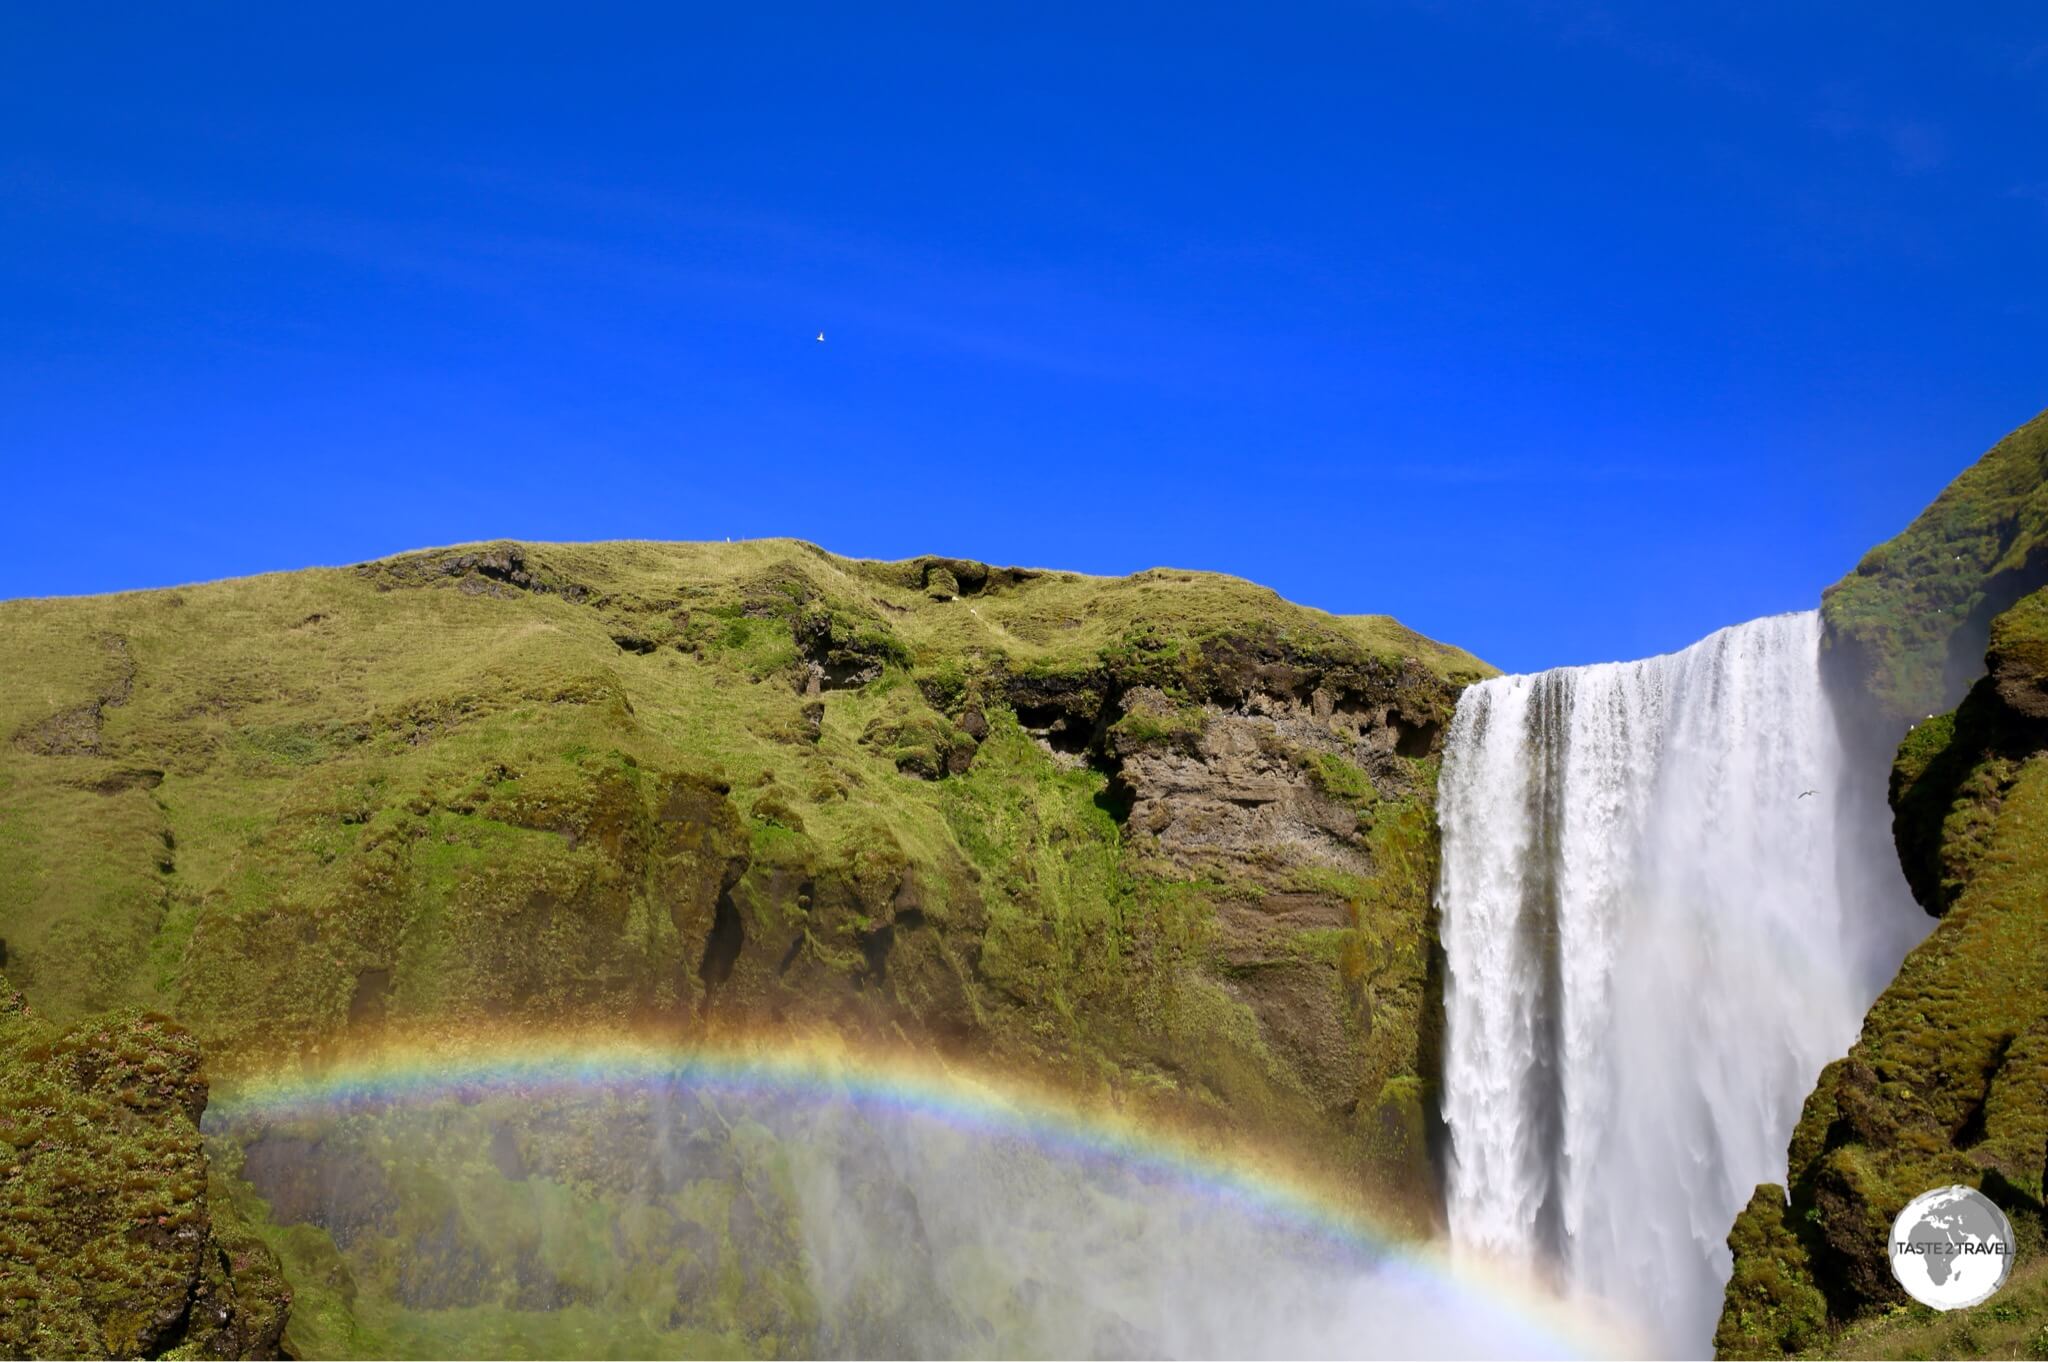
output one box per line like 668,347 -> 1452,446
2,4 -> 2044,672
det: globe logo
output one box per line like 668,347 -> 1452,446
1888,1185 -> 2016,1310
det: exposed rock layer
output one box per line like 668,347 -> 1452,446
0,540 -> 1489,1354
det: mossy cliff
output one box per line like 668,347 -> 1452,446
1717,582 -> 2048,1359
1821,407 -> 2048,731
0,983 -> 289,1358
0,539 -> 1488,1351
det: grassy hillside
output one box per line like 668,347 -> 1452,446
1822,408 -> 2048,728
0,537 -> 1491,1354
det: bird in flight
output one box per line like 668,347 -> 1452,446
1798,790 -> 1817,799
815,331 -> 825,343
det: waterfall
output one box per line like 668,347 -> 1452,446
1437,611 -> 1927,1356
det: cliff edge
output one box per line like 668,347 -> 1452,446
0,540 -> 1488,1353
1721,512 -> 2048,1356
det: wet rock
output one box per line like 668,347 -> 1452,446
669,1221 -> 721,1307
238,1131 -> 400,1250
393,1204 -> 492,1310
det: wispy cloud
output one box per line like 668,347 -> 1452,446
1884,120 -> 1946,175
2008,182 -> 2048,218
1387,0 -> 1767,101
1542,3 -> 1768,101
1354,458 -> 1714,486
1,163 -> 1208,386
1810,105 -> 1947,176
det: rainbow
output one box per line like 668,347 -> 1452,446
209,1028 -> 1628,1359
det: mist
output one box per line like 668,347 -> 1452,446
210,1074 -> 1590,1359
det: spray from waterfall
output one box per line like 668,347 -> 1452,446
1437,610 -> 1927,1356
208,1036 -> 1617,1359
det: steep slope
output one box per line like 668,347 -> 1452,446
1717,587 -> 2048,1359
0,538 -> 1486,1313
1822,407 -> 2048,730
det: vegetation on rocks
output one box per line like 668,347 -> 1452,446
0,538 -> 1488,1354
1717,586 -> 2048,1359
1822,407 -> 2048,728
0,983 -> 289,1358
1721,414 -> 2048,1360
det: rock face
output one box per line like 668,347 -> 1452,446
1717,587 -> 2048,1359
0,984 -> 290,1358
1113,678 -> 1438,872
0,538 -> 1489,1351
1102,657 -> 1454,1173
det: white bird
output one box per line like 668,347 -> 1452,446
815,331 -> 825,343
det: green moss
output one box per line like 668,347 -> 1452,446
1800,1253 -> 2048,1360
1721,590 -> 2048,1357
1306,752 -> 1378,811
1991,588 -> 2048,680
1108,704 -> 1206,753
1822,408 -> 2048,723
0,987 -> 288,1358
939,709 -> 1130,1019
1716,1185 -> 1830,1358
1892,710 -> 1958,790
0,535 -> 1488,1347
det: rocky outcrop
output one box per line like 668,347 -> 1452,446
1717,587 -> 2048,1359
0,985 -> 290,1358
931,627 -> 1466,1198
0,540 -> 1488,1272
1987,588 -> 2048,728
355,541 -> 595,602
1111,681 -> 1433,876
1889,592 -> 2048,918
1718,410 -> 2048,1358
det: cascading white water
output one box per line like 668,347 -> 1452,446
1438,611 -> 1928,1356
